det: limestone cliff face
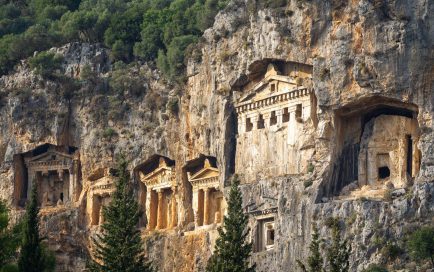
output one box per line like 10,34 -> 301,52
0,0 -> 433,271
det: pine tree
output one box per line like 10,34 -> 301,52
0,200 -> 21,270
18,185 -> 55,272
326,220 -> 351,272
88,156 -> 153,272
206,175 -> 255,272
297,224 -> 324,272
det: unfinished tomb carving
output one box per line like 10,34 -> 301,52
186,156 -> 225,228
327,98 -> 421,199
13,144 -> 81,208
234,62 -> 316,182
358,114 -> 420,189
87,168 -> 116,226
138,155 -> 178,231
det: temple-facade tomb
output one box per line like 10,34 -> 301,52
137,155 -> 178,231
234,63 -> 315,182
13,144 -> 81,208
87,168 -> 116,226
186,156 -> 225,228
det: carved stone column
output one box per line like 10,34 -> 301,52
27,170 -> 35,200
238,114 -> 246,134
68,167 -> 75,203
263,113 -> 271,129
170,188 -> 177,228
250,115 -> 259,131
288,107 -> 297,146
146,188 -> 153,230
276,109 -> 283,126
156,189 -> 164,230
203,188 -> 210,225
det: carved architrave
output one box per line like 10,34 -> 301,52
188,159 -> 219,190
139,158 -> 176,191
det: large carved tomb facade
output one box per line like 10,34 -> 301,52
138,155 -> 178,231
234,63 -> 315,182
87,168 -> 116,226
186,156 -> 225,228
13,144 -> 81,208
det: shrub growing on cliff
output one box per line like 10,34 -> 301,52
297,218 -> 351,272
362,264 -> 388,272
88,155 -> 153,272
0,200 -> 21,271
407,226 -> 434,268
206,175 -> 255,272
326,218 -> 351,272
18,185 -> 55,272
297,224 -> 323,272
28,51 -> 63,78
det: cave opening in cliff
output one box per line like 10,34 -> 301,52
320,96 -> 421,201
13,143 -> 81,208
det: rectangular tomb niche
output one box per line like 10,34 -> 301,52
137,155 -> 178,231
186,156 -> 226,229
87,168 -> 116,226
324,98 -> 422,200
358,114 -> 420,189
234,62 -> 316,183
249,208 -> 277,252
13,144 -> 81,208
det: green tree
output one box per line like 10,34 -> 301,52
326,219 -> 351,272
0,201 -> 21,271
18,185 -> 55,272
88,156 -> 153,272
206,175 -> 255,272
407,226 -> 434,267
28,51 -> 63,78
297,224 -> 324,272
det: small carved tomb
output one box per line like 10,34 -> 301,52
87,168 -> 116,226
251,208 -> 277,252
187,157 -> 224,228
358,114 -> 420,189
139,156 -> 177,231
23,145 -> 80,208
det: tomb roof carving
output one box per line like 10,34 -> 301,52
137,155 -> 176,189
235,64 -> 313,114
186,156 -> 219,188
25,148 -> 76,171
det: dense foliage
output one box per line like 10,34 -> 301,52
0,0 -> 229,79
0,201 -> 21,271
297,218 -> 351,272
296,224 -> 323,272
88,156 -> 153,272
206,175 -> 255,272
407,226 -> 434,268
18,185 -> 55,272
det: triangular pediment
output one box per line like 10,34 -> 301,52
238,75 -> 298,104
29,150 -> 73,162
142,166 -> 174,180
190,167 -> 219,180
